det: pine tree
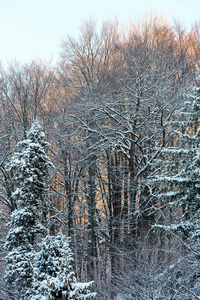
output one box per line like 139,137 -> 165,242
29,233 -> 96,300
152,72 -> 200,233
4,121 -> 52,297
149,73 -> 200,299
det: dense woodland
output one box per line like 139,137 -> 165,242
1,14 -> 200,299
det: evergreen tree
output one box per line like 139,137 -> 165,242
153,71 -> 200,231
4,121 -> 52,297
149,73 -> 200,299
29,233 -> 96,300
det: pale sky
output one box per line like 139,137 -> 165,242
0,0 -> 200,67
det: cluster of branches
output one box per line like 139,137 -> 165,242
1,13 -> 200,299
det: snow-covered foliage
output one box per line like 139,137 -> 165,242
4,121 -> 52,295
151,71 -> 200,227
7,120 -> 52,209
148,74 -> 200,299
28,233 -> 96,299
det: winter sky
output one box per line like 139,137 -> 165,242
0,0 -> 199,67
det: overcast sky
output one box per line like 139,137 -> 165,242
0,0 -> 200,67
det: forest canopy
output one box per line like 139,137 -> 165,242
0,13 -> 200,299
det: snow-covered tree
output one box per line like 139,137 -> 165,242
4,121 -> 52,297
148,73 -> 200,299
152,71 -> 200,229
29,233 -> 96,300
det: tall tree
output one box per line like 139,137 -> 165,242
4,121 -> 52,298
59,19 -> 120,280
152,71 -> 200,231
148,72 -> 200,299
